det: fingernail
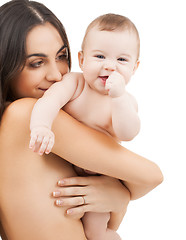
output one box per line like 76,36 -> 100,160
58,180 -> 65,185
56,200 -> 63,206
53,191 -> 60,197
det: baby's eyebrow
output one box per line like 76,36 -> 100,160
26,44 -> 67,58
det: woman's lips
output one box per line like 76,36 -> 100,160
38,88 -> 48,92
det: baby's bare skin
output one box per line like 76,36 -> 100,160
29,26 -> 140,240
30,27 -> 140,155
30,70 -> 139,154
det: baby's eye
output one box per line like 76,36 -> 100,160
118,57 -> 127,62
95,55 -> 105,59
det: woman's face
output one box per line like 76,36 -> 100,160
11,22 -> 69,99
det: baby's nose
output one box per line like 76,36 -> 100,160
104,60 -> 116,71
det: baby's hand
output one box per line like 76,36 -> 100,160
105,71 -> 126,98
29,126 -> 55,155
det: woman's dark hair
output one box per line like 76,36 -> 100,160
0,0 -> 71,121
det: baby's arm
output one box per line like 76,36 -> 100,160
111,91 -> 140,140
106,71 -> 140,141
29,72 -> 79,155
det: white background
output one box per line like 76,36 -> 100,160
1,0 -> 186,239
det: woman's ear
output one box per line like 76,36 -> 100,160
133,60 -> 140,75
78,51 -> 84,70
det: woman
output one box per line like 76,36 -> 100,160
0,0 -> 163,239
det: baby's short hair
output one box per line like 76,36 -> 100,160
82,13 -> 140,59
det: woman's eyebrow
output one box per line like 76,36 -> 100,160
26,53 -> 47,58
26,45 -> 67,58
57,44 -> 67,54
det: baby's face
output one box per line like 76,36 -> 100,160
79,27 -> 139,94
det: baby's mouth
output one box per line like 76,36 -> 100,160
99,76 -> 109,85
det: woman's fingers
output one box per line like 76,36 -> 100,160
57,176 -> 93,187
54,195 -> 92,217
55,195 -> 88,207
53,186 -> 87,197
52,175 -> 130,217
66,204 -> 90,216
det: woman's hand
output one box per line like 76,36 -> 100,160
52,175 -> 130,218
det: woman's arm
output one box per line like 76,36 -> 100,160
0,98 -> 162,238
13,98 -> 163,200
50,104 -> 163,200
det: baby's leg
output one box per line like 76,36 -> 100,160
82,212 -> 121,240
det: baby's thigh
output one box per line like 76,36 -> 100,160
0,153 -> 86,240
82,212 -> 110,231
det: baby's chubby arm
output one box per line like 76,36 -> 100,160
29,72 -> 80,155
105,71 -> 140,141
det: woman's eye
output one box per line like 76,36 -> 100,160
95,55 -> 105,59
57,53 -> 68,61
118,57 -> 127,62
29,60 -> 43,68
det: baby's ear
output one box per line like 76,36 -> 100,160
133,60 -> 140,75
78,51 -> 84,70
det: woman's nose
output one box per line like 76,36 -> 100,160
104,59 -> 116,71
46,62 -> 62,82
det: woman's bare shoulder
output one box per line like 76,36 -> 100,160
1,98 -> 36,125
0,98 -> 37,138
4,98 -> 36,117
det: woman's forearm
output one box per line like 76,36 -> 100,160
18,98 -> 162,200
52,108 -> 163,199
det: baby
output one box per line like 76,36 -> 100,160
29,13 -> 140,240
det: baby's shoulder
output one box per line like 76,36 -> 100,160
63,72 -> 84,82
70,73 -> 85,101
